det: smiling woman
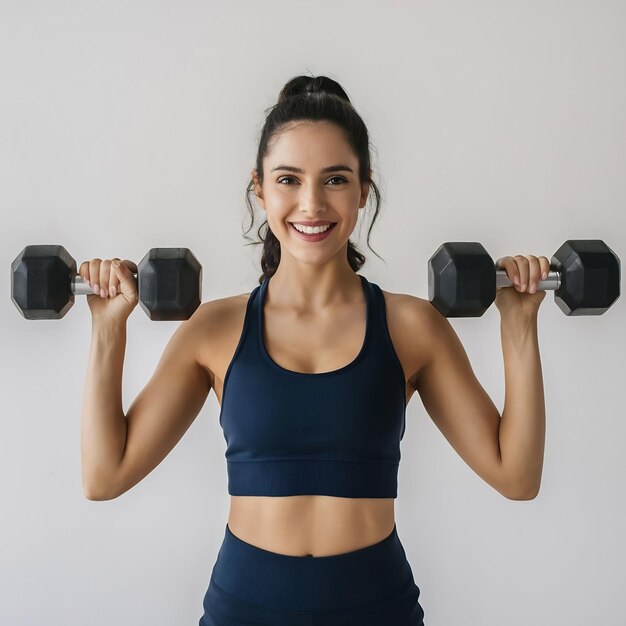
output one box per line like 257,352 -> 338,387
72,71 -> 422,625
194,75 -> 427,624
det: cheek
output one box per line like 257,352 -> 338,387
264,193 -> 291,214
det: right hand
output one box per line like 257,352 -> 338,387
79,257 -> 139,323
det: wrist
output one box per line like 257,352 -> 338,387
499,306 -> 538,325
91,317 -> 128,334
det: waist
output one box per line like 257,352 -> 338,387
211,520 -> 412,612
228,494 -> 395,557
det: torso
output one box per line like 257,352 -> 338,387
197,281 -> 430,557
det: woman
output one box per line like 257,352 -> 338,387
80,75 -> 549,625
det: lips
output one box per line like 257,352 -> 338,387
289,222 -> 337,241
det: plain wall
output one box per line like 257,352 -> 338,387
1,1 -> 625,624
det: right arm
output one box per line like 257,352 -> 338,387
80,260 -> 214,500
81,302 -> 214,501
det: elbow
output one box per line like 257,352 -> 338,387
84,488 -> 108,501
83,481 -> 117,501
504,484 -> 540,501
84,489 -> 117,501
498,467 -> 542,500
505,492 -> 537,501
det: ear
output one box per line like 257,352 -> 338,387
252,169 -> 265,209
359,172 -> 371,208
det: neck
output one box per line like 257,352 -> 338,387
267,264 -> 362,311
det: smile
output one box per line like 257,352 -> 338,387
289,222 -> 337,242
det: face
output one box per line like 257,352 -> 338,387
252,121 -> 370,265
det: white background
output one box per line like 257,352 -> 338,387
1,1 -> 624,624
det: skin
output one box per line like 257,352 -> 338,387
80,120 -> 549,558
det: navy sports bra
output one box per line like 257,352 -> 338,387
218,273 -> 407,498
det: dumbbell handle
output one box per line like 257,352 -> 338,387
71,275 -> 137,296
496,269 -> 561,290
74,270 -> 560,293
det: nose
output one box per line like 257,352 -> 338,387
298,182 -> 327,216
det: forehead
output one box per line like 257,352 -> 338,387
266,121 -> 356,164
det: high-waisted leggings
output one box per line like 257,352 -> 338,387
198,522 -> 425,625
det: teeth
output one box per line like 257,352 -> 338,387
292,223 -> 332,234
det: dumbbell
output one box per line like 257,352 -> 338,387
11,245 -> 202,321
428,239 -> 620,317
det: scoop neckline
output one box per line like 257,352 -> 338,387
257,273 -> 371,377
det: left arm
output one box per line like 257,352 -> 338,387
494,253 -> 551,499
410,253 -> 549,500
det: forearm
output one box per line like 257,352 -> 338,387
498,314 -> 546,498
81,321 -> 128,499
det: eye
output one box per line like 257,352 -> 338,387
277,176 -> 348,185
328,176 -> 347,185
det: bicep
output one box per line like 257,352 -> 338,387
110,306 -> 213,498
412,302 -> 508,495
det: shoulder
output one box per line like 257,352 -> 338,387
377,286 -> 434,328
386,289 -> 470,383
182,291 -> 253,382
377,287 -> 439,387
377,287 -> 427,315
192,291 -> 252,323
188,291 -> 253,344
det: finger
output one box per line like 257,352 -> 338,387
539,256 -> 550,281
112,260 -> 138,298
99,260 -> 112,298
514,255 -> 530,291
526,255 -> 542,293
89,259 -> 102,293
108,257 -> 121,297
124,259 -> 138,274
79,261 -> 90,285
496,256 -> 518,286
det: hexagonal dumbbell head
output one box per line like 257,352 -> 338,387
11,245 -> 203,321
11,245 -> 78,319
428,242 -> 496,317
137,248 -> 202,320
552,240 -> 620,315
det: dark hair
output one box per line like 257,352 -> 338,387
243,74 -> 384,284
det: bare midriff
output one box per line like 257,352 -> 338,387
228,495 -> 397,557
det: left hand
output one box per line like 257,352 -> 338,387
494,254 -> 551,318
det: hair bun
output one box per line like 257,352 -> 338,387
277,75 -> 351,105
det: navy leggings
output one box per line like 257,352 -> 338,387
199,522 -> 425,625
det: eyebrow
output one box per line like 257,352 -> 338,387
270,164 -> 354,174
